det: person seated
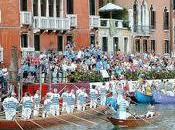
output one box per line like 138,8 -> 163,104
146,111 -> 155,118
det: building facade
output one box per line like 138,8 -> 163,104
115,0 -> 174,54
0,0 -> 100,66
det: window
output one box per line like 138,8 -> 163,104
41,0 -> 46,16
57,36 -> 63,51
67,0 -> 74,14
34,34 -> 40,51
143,40 -> 148,52
124,37 -> 128,53
173,0 -> 175,10
90,34 -> 95,45
150,5 -> 156,29
135,39 -> 140,52
56,0 -> 60,17
49,0 -> 54,17
33,0 -> 38,16
0,9 -> 1,23
21,34 -> 28,48
151,40 -> 156,52
0,48 -> 3,62
113,37 -> 119,53
165,40 -> 170,53
133,1 -> 138,32
67,35 -> 73,44
163,7 -> 169,30
20,0 -> 27,11
89,0 -> 95,15
102,37 -> 108,52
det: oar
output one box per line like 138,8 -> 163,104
28,119 -> 46,130
84,111 -> 109,122
14,119 -> 24,130
69,114 -> 97,125
53,115 -> 80,127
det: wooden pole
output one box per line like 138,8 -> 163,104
70,115 -> 97,125
14,119 -> 24,130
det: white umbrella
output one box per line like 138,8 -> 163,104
99,3 -> 123,18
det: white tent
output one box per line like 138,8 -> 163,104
99,3 -> 123,12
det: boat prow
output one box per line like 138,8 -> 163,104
107,113 -> 160,128
135,91 -> 154,104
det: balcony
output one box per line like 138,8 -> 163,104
66,14 -> 77,27
89,15 -> 100,28
33,17 -> 70,30
133,25 -> 150,36
100,19 -> 124,28
20,11 -> 32,25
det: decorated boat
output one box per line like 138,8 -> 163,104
107,113 -> 160,128
0,106 -> 107,130
153,91 -> 175,104
134,91 -> 154,104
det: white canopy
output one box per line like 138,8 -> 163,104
99,3 -> 123,12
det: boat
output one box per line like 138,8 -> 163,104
0,106 -> 107,130
135,91 -> 154,104
107,113 -> 160,128
153,91 -> 175,104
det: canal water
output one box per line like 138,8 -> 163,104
42,104 -> 175,130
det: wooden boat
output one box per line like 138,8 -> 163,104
107,113 -> 160,128
0,106 -> 107,130
135,91 -> 154,104
153,91 -> 175,104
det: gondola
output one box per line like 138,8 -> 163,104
153,91 -> 175,104
135,91 -> 154,104
107,113 -> 160,128
0,106 -> 107,130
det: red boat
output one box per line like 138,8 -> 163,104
107,113 -> 160,128
0,106 -> 107,130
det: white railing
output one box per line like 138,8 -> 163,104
33,17 -> 70,30
100,19 -> 124,28
133,25 -> 150,35
89,15 -> 100,28
20,11 -> 32,25
66,14 -> 77,27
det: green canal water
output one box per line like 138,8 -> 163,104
43,104 -> 175,130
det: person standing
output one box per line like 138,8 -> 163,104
61,89 -> 68,112
51,88 -> 60,116
99,83 -> 108,106
21,92 -> 33,119
77,88 -> 88,111
33,90 -> 41,117
2,93 -> 19,120
66,89 -> 75,114
42,93 -> 52,118
90,85 -> 98,108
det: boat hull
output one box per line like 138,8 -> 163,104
153,91 -> 175,104
135,91 -> 154,104
0,106 -> 107,130
107,113 -> 160,128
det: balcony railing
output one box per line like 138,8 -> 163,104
20,11 -> 32,25
89,15 -> 100,28
33,17 -> 70,30
133,25 -> 150,35
100,19 -> 124,28
66,14 -> 77,27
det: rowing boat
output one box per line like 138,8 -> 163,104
153,91 -> 175,104
107,113 -> 160,128
135,91 -> 154,104
0,106 -> 107,130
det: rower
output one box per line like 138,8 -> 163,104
2,92 -> 19,120
61,89 -> 68,112
77,88 -> 88,111
51,88 -> 60,116
33,90 -> 41,117
42,93 -> 52,118
99,82 -> 108,106
90,85 -> 98,108
146,104 -> 155,118
21,92 -> 33,119
66,89 -> 75,114
117,95 -> 130,120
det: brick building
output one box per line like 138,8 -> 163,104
0,0 -> 100,66
115,0 -> 174,54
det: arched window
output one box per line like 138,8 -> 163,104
133,0 -> 138,32
163,7 -> 169,30
150,5 -> 156,29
